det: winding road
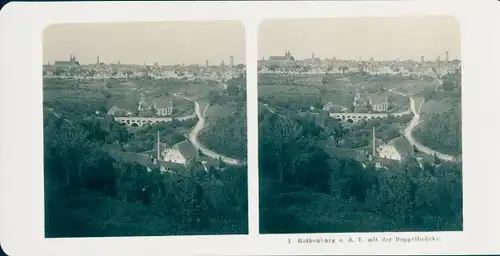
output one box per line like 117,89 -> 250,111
173,93 -> 244,166
388,89 -> 456,162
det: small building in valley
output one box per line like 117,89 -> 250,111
153,98 -> 174,116
370,127 -> 414,169
161,139 -> 199,167
369,95 -> 389,112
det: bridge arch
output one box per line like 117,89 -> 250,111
114,115 -> 191,127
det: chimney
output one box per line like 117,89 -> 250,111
372,126 -> 376,158
157,130 -> 161,161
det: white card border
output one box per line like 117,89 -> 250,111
1,1 -> 499,255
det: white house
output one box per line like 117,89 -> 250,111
378,144 -> 402,162
377,136 -> 413,162
162,140 -> 199,167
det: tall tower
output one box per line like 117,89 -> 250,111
205,60 -> 209,68
421,56 -> 425,63
97,56 -> 100,64
445,50 -> 449,63
230,56 -> 234,67
312,52 -> 315,59
372,126 -> 376,158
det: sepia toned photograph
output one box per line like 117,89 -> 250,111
43,21 -> 248,237
258,17 -> 462,234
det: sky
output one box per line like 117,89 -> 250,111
259,16 -> 461,61
43,21 -> 245,65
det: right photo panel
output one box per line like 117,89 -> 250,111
258,16 -> 462,234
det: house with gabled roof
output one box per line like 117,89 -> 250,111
377,136 -> 413,162
368,95 -> 389,112
153,98 -> 173,116
161,139 -> 199,167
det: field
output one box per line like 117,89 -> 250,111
44,88 -> 107,103
419,99 -> 452,118
43,89 -> 82,102
258,74 -> 437,112
142,79 -> 218,100
205,104 -> 238,121
390,79 -> 439,95
259,84 -> 353,109
44,78 -> 214,118
258,84 -> 321,98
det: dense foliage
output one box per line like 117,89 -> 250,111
125,118 -> 197,153
199,83 -> 247,160
414,105 -> 461,155
258,107 -> 463,233
44,111 -> 248,237
415,71 -> 462,155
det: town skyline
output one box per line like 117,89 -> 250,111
43,21 -> 245,66
259,16 -> 461,61
260,50 -> 460,62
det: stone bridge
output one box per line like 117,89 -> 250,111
115,114 -> 196,127
330,110 -> 411,123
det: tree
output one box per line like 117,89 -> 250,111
49,122 -> 95,185
151,106 -> 157,116
366,102 -> 373,112
270,117 -> 314,183
208,91 -> 221,105
442,80 -> 455,91
226,84 -> 240,96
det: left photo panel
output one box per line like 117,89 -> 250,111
42,21 -> 248,237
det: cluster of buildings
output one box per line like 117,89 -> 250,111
322,92 -> 390,114
43,55 -> 245,83
319,126 -> 419,171
151,131 -> 222,174
107,131 -> 221,175
108,95 -> 174,118
258,50 -> 461,78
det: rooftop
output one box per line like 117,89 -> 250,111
154,98 -> 173,109
388,136 -> 414,156
172,140 -> 198,160
369,95 -> 388,105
